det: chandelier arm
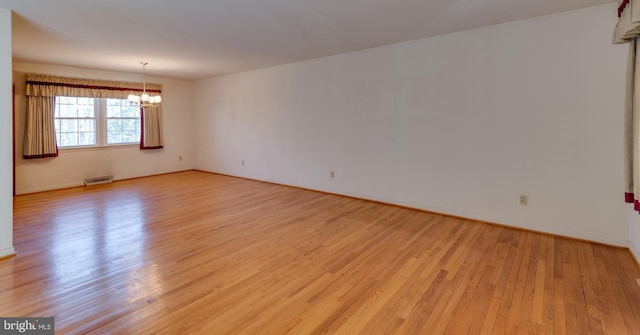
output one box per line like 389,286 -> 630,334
128,61 -> 161,108
142,62 -> 147,94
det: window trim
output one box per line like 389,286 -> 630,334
104,99 -> 141,146
55,97 -> 141,150
57,143 -> 140,152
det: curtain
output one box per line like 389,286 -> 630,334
619,1 -> 640,212
23,96 -> 58,159
614,0 -> 640,43
625,40 -> 637,209
25,73 -> 161,98
23,73 -> 164,157
140,106 -> 164,149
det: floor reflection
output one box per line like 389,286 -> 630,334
45,190 -> 158,299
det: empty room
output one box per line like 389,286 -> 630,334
1,0 -> 640,334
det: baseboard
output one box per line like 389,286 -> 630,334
15,169 -> 195,195
0,246 -> 16,260
16,182 -> 85,195
630,241 -> 640,268
195,169 -> 628,248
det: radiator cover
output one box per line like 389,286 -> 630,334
83,175 -> 114,186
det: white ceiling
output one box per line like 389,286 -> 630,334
0,0 -> 615,80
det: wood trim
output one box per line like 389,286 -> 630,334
0,252 -> 16,261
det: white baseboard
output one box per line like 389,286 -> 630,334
199,169 -> 631,248
16,182 -> 84,195
630,241 -> 640,266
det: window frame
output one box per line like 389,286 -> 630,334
54,96 -> 97,148
103,98 -> 142,146
54,97 -> 141,149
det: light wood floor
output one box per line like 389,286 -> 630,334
3,171 -> 640,334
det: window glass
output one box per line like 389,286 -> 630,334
54,97 -> 96,147
106,99 -> 141,144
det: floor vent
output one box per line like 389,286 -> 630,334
84,175 -> 114,186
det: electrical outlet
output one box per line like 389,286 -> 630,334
330,170 -> 335,178
242,160 -> 245,166
179,155 -> 182,161
519,195 -> 528,206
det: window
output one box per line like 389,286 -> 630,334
106,99 -> 141,145
54,97 -> 96,147
54,97 -> 140,148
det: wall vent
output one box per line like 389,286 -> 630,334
84,175 -> 114,186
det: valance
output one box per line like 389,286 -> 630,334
614,0 -> 640,43
25,73 -> 162,99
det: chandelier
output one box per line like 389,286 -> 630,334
128,62 -> 162,107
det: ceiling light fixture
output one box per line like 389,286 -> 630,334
128,62 -> 162,107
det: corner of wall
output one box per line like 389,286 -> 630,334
627,204 -> 640,266
0,246 -> 16,259
630,239 -> 640,266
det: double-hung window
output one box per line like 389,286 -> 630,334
106,99 -> 141,145
54,97 -> 96,147
54,97 -> 141,148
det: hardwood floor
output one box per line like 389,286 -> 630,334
3,170 -> 640,334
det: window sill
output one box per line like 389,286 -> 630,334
58,144 -> 140,152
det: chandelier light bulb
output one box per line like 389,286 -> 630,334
127,94 -> 140,103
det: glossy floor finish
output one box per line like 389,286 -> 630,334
3,171 -> 640,334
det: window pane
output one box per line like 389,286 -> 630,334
107,105 -> 121,118
107,131 -> 121,144
77,105 -> 94,117
108,119 -> 122,132
122,105 -> 138,118
77,97 -> 93,105
58,104 -> 77,118
55,97 -> 96,148
60,132 -> 78,147
60,119 -> 77,132
78,119 -> 93,132
58,96 -> 75,104
79,132 -> 96,146
122,131 -> 138,143
122,119 -> 137,130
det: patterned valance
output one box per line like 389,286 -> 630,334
614,0 -> 640,44
25,73 -> 162,99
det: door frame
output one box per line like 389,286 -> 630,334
12,83 -> 15,196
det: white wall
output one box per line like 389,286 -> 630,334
13,63 -> 196,194
194,4 -> 630,246
0,8 -> 14,257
